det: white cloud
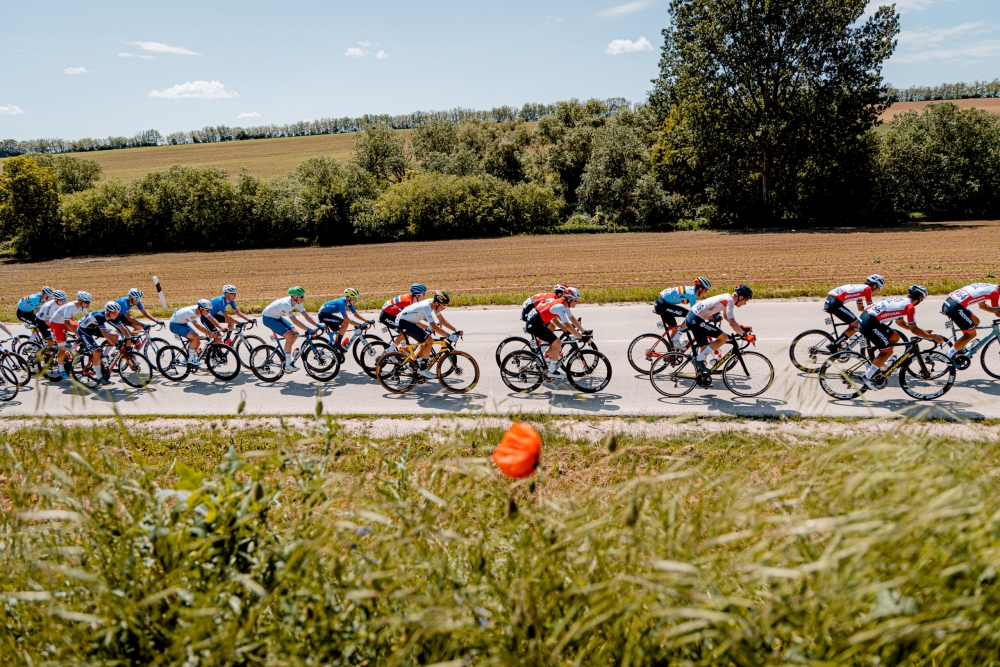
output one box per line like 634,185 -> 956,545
345,47 -> 366,57
118,52 -> 156,60
865,0 -> 956,15
897,21 -> 990,48
0,104 -> 25,115
358,40 -> 378,47
64,66 -> 91,75
129,41 -> 200,56
604,36 -> 653,54
596,0 -> 653,18
893,40 -> 1000,63
237,111 -> 261,119
149,80 -> 238,100
346,45 -> 388,59
892,21 -> 1000,63
374,50 -> 388,59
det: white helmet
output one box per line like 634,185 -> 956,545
51,290 -> 67,300
104,301 -> 121,314
563,287 -> 581,301
866,274 -> 885,290
77,291 -> 92,303
223,284 -> 238,295
42,286 -> 55,297
128,288 -> 143,300
197,299 -> 212,310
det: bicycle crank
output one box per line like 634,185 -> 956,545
953,353 -> 971,370
696,372 -> 713,388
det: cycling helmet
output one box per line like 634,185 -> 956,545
866,274 -> 886,290
51,290 -> 67,300
432,291 -> 450,305
554,284 -> 567,295
104,301 -> 121,314
344,287 -> 360,300
908,284 -> 928,300
42,286 -> 55,297
77,291 -> 92,303
288,286 -> 306,298
410,283 -> 427,295
128,288 -> 143,300
734,284 -> 753,299
694,277 -> 711,290
223,284 -> 238,295
197,299 -> 212,310
563,287 -> 581,301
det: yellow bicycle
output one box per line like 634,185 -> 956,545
375,334 -> 479,394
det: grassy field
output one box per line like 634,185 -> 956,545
879,97 -> 1000,122
4,415 -> 1000,664
1,221 -> 998,320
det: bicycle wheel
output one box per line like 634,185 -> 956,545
1,351 -> 32,386
437,350 -> 480,393
899,351 -> 955,400
142,337 -> 170,364
12,334 -> 32,355
304,342 -> 341,382
249,345 -> 285,383
789,329 -> 836,373
980,338 -> 1000,379
818,351 -> 868,400
649,353 -> 697,397
565,349 -> 612,393
359,340 -> 388,378
500,350 -> 544,393
352,334 -> 382,365
156,345 -> 191,382
375,352 -> 418,394
0,364 -> 18,401
117,351 -> 154,388
205,343 -> 241,381
70,354 -> 101,390
628,333 -> 672,374
495,336 -> 532,368
722,351 -> 775,397
236,335 -> 266,368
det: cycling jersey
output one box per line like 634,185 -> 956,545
170,305 -> 202,326
865,296 -> 916,325
50,302 -> 87,325
382,294 -> 414,317
114,296 -> 144,317
948,283 -> 1000,308
79,311 -> 116,334
522,292 -> 556,309
828,284 -> 874,306
17,292 -> 45,313
37,300 -> 61,321
209,295 -> 237,317
658,286 -> 697,306
534,299 -> 571,325
690,293 -> 736,322
262,297 -> 306,320
318,297 -> 357,318
396,300 -> 438,326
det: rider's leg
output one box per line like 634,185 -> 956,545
864,332 -> 898,379
186,331 -> 201,363
953,312 -> 980,353
336,318 -> 351,348
419,337 -> 433,360
282,331 -> 295,355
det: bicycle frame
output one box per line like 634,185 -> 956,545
262,329 -> 327,366
940,318 -> 1000,356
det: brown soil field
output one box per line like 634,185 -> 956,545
3,222 -> 998,319
879,98 -> 1000,122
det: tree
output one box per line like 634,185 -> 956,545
0,156 -> 62,259
651,0 -> 899,222
352,123 -> 408,183
27,153 -> 102,194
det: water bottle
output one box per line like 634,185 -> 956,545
885,354 -> 898,368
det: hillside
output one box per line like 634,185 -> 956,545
879,97 -> 1000,122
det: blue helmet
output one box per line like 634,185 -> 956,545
410,283 -> 428,295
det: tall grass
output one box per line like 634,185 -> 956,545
3,417 -> 1000,665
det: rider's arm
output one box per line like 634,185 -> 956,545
0,322 -> 11,336
898,320 -> 944,342
979,303 -> 1000,316
137,307 -> 155,321
191,320 -> 213,336
231,306 -> 252,322
436,313 -> 457,332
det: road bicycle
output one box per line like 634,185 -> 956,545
1,336 -> 33,387
248,329 -> 340,383
494,318 -> 595,368
156,335 -> 242,382
323,320 -> 382,367
375,334 -> 480,394
789,315 -> 905,373
627,314 -> 728,374
817,337 -> 954,401
648,334 -> 774,398
130,322 -> 170,366
499,334 -> 612,394
16,324 -> 75,382
935,318 -> 1000,377
358,326 -> 395,378
219,319 -> 266,368
0,359 -> 17,401
71,336 -> 155,389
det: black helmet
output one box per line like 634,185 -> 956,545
433,291 -> 450,305
734,284 -> 753,299
908,284 -> 928,300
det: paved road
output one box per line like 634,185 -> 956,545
3,298 -> 997,418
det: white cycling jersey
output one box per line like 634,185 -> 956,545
690,293 -> 736,322
49,302 -> 87,325
170,305 -> 201,326
262,297 -> 306,320
396,300 -> 439,326
865,296 -> 916,324
37,300 -> 61,321
828,284 -> 874,305
949,283 -> 1000,308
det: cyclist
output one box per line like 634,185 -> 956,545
941,282 -> 1000,358
525,286 -> 588,379
36,290 -> 68,349
113,288 -> 159,332
15,286 -> 55,340
858,284 -> 945,390
381,283 -> 427,351
77,301 -> 130,385
50,291 -> 92,379
318,288 -> 372,350
261,287 -> 322,372
208,285 -> 253,331
169,299 -> 218,368
655,277 -> 711,349
824,274 -> 885,351
522,284 -> 566,321
395,291 -> 461,379
686,284 -> 754,373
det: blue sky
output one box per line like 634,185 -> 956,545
1,0 -> 997,141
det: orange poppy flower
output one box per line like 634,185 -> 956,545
493,422 -> 542,479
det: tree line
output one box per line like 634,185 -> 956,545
891,79 -> 1000,103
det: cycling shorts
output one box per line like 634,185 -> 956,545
684,312 -> 722,348
521,302 -> 537,322
199,314 -> 219,333
78,330 -> 101,353
526,315 -> 558,344
823,295 -> 858,326
942,297 -> 976,332
34,320 -> 52,340
169,322 -> 195,338
379,310 -> 398,329
654,297 -> 689,328
318,312 -> 344,330
50,322 -> 69,344
262,315 -> 293,337
397,319 -> 428,343
859,312 -> 896,352
16,309 -> 39,328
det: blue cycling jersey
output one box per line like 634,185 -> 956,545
659,286 -> 698,306
17,292 -> 43,312
112,296 -> 144,319
209,295 -> 237,317
319,297 -> 356,318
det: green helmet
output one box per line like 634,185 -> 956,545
288,286 -> 306,298
344,287 -> 360,300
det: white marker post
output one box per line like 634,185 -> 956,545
152,276 -> 168,310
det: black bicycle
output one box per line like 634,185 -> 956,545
156,336 -> 242,382
789,315 -> 906,373
499,334 -> 612,394
649,334 -> 774,398
817,337 -> 954,401
495,318 -> 594,368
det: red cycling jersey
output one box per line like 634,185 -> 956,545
865,296 -> 916,324
535,298 -> 568,325
828,283 -> 873,306
949,282 -> 1000,308
381,294 -> 414,317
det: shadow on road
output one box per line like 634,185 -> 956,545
376,387 -> 488,412
656,392 -> 800,418
826,397 -> 984,420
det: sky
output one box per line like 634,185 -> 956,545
1,0 -> 998,141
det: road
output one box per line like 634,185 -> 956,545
2,298 -> 997,418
